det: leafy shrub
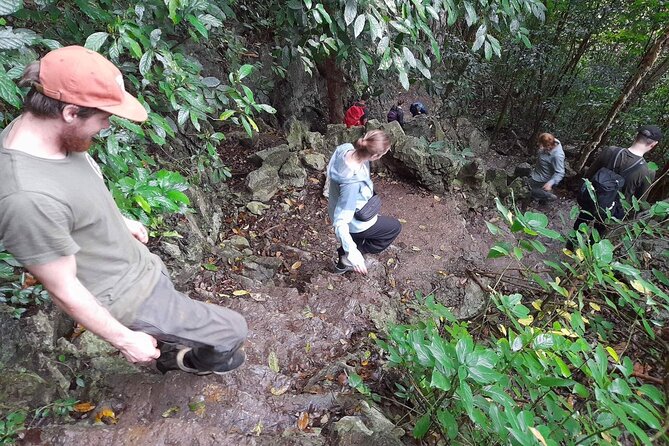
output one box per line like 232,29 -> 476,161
374,196 -> 668,444
0,247 -> 49,319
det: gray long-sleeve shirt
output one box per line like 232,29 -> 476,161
530,139 -> 565,187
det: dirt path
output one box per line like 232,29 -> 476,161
32,173 -> 576,445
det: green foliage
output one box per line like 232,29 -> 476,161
0,0 -> 276,227
374,196 -> 668,443
0,247 -> 50,319
377,295 -> 666,444
255,0 -> 545,91
0,410 -> 26,445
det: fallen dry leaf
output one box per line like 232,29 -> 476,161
291,261 -> 302,270
94,408 -> 117,425
270,384 -> 290,396
233,290 -> 249,296
161,406 -> 180,418
297,412 -> 310,430
74,402 -> 95,413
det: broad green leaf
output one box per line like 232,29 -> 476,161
344,0 -> 357,25
402,47 -> 416,67
139,51 -> 153,76
353,14 -> 365,38
0,0 -> 22,15
238,64 -> 253,80
399,70 -> 409,90
84,31 -> 109,52
436,409 -> 458,440
186,14 -> 208,38
413,413 -> 431,439
0,69 -> 21,108
359,59 -> 368,84
430,369 -> 451,391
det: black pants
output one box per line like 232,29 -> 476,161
338,215 -> 402,258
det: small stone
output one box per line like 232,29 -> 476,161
247,201 -> 270,215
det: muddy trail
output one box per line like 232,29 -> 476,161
30,172 -> 578,446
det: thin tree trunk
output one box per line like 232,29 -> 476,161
575,26 -> 669,173
316,56 -> 345,124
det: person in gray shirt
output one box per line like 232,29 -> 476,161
528,132 -> 565,203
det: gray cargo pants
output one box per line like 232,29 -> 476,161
128,269 -> 248,372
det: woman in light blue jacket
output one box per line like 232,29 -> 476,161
327,130 -> 401,275
528,132 -> 565,203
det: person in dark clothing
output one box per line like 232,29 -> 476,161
387,100 -> 405,127
569,125 -> 662,245
409,102 -> 428,117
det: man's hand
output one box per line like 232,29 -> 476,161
124,217 -> 149,244
113,330 -> 161,363
542,182 -> 553,191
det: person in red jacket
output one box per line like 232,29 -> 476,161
344,95 -> 369,128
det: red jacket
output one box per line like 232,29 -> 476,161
344,103 -> 367,128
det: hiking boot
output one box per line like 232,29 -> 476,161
334,254 -> 355,274
156,344 -> 245,376
211,348 -> 246,375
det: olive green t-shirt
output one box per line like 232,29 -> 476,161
0,122 -> 162,325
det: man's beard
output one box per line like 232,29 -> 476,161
58,130 -> 93,153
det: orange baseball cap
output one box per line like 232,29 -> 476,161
35,45 -> 148,122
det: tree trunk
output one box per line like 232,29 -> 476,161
316,56 -> 345,124
574,26 -> 669,173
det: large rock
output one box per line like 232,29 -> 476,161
301,152 -> 327,171
386,136 -> 462,192
456,117 -> 490,156
247,166 -> 282,202
324,125 -> 364,156
365,120 -> 405,149
248,145 -> 291,168
332,401 -> 404,446
402,114 -> 440,141
279,153 -> 308,188
305,131 -> 326,154
286,119 -> 310,150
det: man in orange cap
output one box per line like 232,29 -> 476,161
0,46 -> 247,375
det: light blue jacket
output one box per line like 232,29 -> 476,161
530,139 -> 565,187
327,143 -> 377,257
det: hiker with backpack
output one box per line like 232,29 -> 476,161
327,130 -> 402,275
387,100 -> 405,127
571,125 -> 662,245
527,132 -> 565,204
344,95 -> 369,128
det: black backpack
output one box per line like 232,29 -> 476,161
576,148 -> 644,220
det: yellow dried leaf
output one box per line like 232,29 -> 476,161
161,406 -> 180,418
606,346 -> 620,363
94,408 -> 117,425
434,195 -> 441,202
432,254 -> 441,259
297,412 -> 310,430
555,277 -> 561,285
589,302 -> 601,312
529,427 -> 548,446
268,351 -> 280,373
531,300 -> 543,311
575,249 -> 585,261
518,316 -> 534,326
630,280 -> 651,295
419,225 -> 426,230
233,290 -> 249,296
74,402 -> 96,413
368,332 -> 377,340
562,248 -> 574,257
498,324 -> 507,336
291,261 -> 302,270
411,246 -> 421,251
398,218 -> 407,224
270,384 -> 290,396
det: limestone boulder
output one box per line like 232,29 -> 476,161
247,166 -> 281,202
301,152 -> 327,171
279,153 -> 308,188
248,145 -> 291,168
